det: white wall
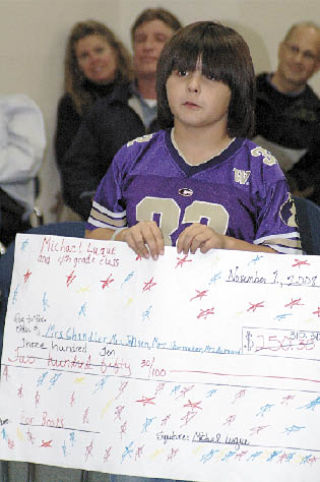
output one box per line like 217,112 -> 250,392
1,0 -> 320,222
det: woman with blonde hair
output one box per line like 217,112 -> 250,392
55,19 -> 132,165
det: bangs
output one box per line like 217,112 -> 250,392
168,26 -> 239,85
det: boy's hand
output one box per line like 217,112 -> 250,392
121,221 -> 164,260
177,223 -> 227,254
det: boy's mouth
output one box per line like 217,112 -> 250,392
183,101 -> 200,108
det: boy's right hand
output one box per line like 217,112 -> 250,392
120,221 -> 164,260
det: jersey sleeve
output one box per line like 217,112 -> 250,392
86,132 -> 156,232
250,146 -> 302,254
85,144 -> 128,232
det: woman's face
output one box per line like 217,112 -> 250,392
75,34 -> 118,84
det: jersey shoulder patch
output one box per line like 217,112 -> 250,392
127,133 -> 154,147
251,145 -> 278,166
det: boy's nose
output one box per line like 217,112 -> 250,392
187,73 -> 200,92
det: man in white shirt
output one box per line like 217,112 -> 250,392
0,94 -> 46,246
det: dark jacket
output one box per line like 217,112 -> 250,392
60,83 -> 159,219
254,73 -> 320,204
55,80 -> 115,165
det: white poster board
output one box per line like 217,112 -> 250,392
0,233 -> 320,481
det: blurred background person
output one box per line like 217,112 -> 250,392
54,20 -> 132,220
55,19 -> 132,164
60,8 -> 182,220
253,21 -> 320,204
0,94 -> 46,247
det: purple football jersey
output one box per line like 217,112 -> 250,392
87,130 -> 301,254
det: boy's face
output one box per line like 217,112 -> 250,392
166,62 -> 231,132
133,19 -> 175,80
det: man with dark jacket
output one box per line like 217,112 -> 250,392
60,8 -> 181,220
253,22 -> 320,204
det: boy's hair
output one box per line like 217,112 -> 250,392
156,21 -> 255,137
64,20 -> 132,114
131,8 -> 182,43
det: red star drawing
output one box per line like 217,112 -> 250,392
40,440 -> 53,448
197,307 -> 215,319
284,298 -> 304,309
190,289 -> 208,301
292,259 -> 310,268
142,277 -> 157,292
23,269 -> 32,283
100,274 -> 114,289
136,396 -> 156,406
175,254 -> 192,268
247,301 -> 264,312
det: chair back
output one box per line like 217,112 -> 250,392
293,196 -> 320,255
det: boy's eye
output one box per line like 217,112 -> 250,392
206,73 -> 216,80
177,70 -> 188,77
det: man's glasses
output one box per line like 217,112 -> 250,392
284,42 -> 319,62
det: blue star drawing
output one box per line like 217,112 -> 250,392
200,449 -> 219,463
141,417 -> 156,433
300,396 -> 320,411
274,313 -> 292,321
20,239 -> 29,251
12,285 -> 19,305
266,450 -> 282,461
209,272 -> 222,286
79,302 -> 87,317
206,389 -> 217,398
300,454 -> 313,464
62,440 -> 68,457
222,451 -> 236,461
284,425 -> 305,435
42,292 -> 49,312
142,305 -> 152,322
49,373 -> 62,389
93,376 -> 110,394
256,403 -> 274,417
121,441 -> 134,463
248,254 -> 263,265
37,371 -> 49,387
247,451 -> 263,461
170,385 -> 181,396
121,271 -> 134,287
69,432 -> 75,446
285,452 -> 295,462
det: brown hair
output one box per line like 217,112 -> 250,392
156,21 -> 256,137
131,8 -> 182,43
64,20 -> 132,114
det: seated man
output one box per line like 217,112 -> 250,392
0,94 -> 46,246
253,21 -> 320,204
60,8 -> 182,220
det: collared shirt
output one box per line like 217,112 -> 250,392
128,82 -> 157,129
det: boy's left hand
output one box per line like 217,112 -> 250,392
177,223 -> 227,254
